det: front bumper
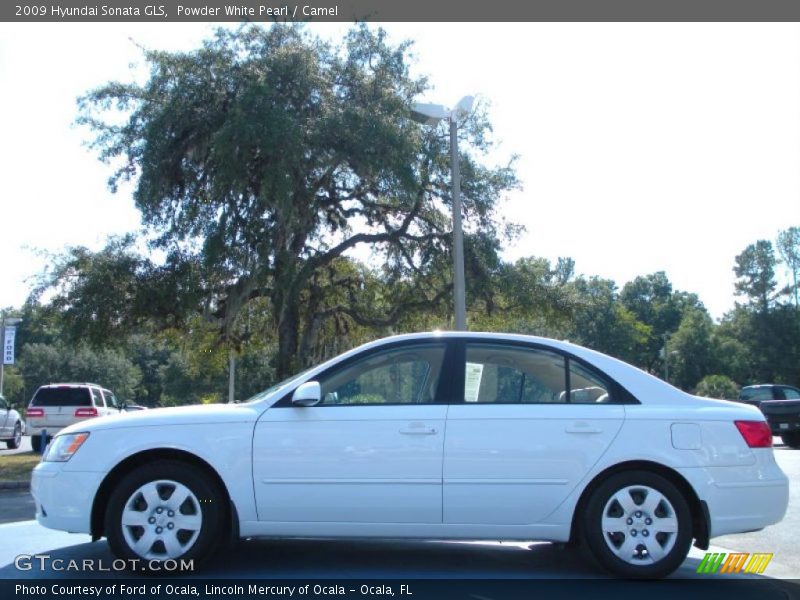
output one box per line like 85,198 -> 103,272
31,462 -> 103,534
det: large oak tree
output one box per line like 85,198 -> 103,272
68,24 -> 517,377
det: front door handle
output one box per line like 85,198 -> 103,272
565,423 -> 603,434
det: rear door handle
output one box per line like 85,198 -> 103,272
399,426 -> 437,435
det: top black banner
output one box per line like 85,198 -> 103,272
4,0 -> 800,22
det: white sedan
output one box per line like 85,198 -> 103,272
31,332 -> 789,578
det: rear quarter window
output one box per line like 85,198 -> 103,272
31,387 -> 92,407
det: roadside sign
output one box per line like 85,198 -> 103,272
3,326 -> 16,365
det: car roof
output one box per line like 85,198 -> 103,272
742,384 -> 799,389
38,383 -> 105,388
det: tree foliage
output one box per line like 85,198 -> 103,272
694,375 -> 739,400
72,24 -> 518,377
734,240 -> 778,314
777,226 -> 800,308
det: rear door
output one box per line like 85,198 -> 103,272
443,340 -> 625,524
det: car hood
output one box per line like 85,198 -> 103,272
59,403 -> 259,435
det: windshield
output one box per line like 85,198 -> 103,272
240,368 -> 314,404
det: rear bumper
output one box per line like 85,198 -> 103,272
763,415 -> 800,435
678,452 -> 789,538
27,426 -> 65,437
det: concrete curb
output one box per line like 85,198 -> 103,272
0,480 -> 29,491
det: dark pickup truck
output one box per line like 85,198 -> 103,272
739,384 -> 800,449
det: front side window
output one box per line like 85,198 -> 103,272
103,390 -> 119,408
462,343 -> 612,404
317,344 -> 446,406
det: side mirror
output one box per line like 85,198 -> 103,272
292,381 -> 321,407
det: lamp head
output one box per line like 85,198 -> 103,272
410,102 -> 449,126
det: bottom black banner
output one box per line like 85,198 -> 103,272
3,579 -> 800,600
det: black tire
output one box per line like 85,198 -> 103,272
781,432 -> 800,449
582,470 -> 693,579
31,434 -> 42,453
105,460 -> 226,572
6,423 -> 21,449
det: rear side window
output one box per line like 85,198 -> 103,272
462,343 -> 615,404
782,387 -> 800,400
463,345 -> 567,404
31,387 -> 92,407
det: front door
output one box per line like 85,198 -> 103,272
253,342 -> 449,523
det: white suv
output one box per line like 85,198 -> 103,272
26,383 -> 121,452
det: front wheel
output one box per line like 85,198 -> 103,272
105,460 -> 225,571
582,470 -> 693,579
6,423 -> 21,449
781,432 -> 800,449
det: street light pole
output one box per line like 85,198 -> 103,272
410,96 -> 474,331
449,118 -> 467,331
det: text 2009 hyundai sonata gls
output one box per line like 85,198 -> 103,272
32,332 -> 788,578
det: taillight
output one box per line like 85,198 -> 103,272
734,420 -> 773,448
26,407 -> 44,418
74,407 -> 98,418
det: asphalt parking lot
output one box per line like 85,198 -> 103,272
0,438 -> 797,580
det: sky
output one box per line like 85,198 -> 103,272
0,22 -> 798,320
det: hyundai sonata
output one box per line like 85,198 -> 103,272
31,332 -> 789,578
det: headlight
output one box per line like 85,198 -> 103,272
43,433 -> 90,462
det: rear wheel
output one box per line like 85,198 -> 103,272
6,423 -> 21,449
583,470 -> 693,579
105,460 -> 225,571
31,434 -> 42,453
781,432 -> 800,449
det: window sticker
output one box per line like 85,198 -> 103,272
464,362 -> 484,403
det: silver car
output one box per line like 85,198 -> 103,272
0,394 -> 24,450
